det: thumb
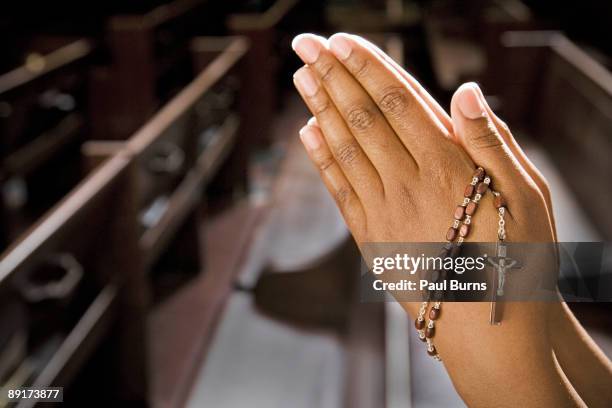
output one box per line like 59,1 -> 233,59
450,82 -> 529,199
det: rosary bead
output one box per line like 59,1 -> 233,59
446,227 -> 457,241
476,182 -> 488,194
459,224 -> 470,237
429,307 -> 441,320
425,326 -> 436,338
454,205 -> 466,220
473,167 -> 485,180
465,201 -> 477,216
427,346 -> 438,356
494,195 -> 506,209
415,318 -> 425,330
464,184 -> 475,197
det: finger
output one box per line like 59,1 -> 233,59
292,33 -> 418,175
450,83 -> 539,210
299,124 -> 366,237
354,34 -> 454,135
293,65 -> 384,199
327,33 -> 452,162
471,85 -> 557,240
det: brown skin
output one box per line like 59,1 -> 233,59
291,32 -> 597,407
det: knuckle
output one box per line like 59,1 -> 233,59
318,62 -> 335,83
468,120 -> 502,149
347,106 -> 375,131
316,153 -> 335,172
335,186 -> 350,206
313,99 -> 331,115
351,56 -> 371,79
379,86 -> 410,117
310,92 -> 331,115
335,141 -> 361,166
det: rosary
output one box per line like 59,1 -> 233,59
414,167 -> 520,361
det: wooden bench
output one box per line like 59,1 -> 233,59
0,35 -> 250,405
90,0 -> 227,140
227,0 -> 302,144
0,38 -> 94,248
85,36 -> 249,279
0,153 -> 149,406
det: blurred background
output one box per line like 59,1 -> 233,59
0,0 -> 610,406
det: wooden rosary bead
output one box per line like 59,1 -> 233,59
454,205 -> 465,220
446,227 -> 457,241
464,184 -> 475,197
420,166 -> 507,361
476,182 -> 488,194
465,201 -> 477,216
494,195 -> 506,209
415,318 -> 425,330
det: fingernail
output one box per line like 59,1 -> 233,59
457,83 -> 486,120
294,68 -> 318,97
292,35 -> 321,64
307,117 -> 318,126
329,34 -> 352,60
299,126 -> 321,150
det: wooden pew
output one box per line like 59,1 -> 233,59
0,35 -> 250,405
84,36 -> 249,294
227,0 -> 302,144
0,38 -> 94,249
90,0 -> 228,141
492,31 -> 612,239
0,153 -> 149,405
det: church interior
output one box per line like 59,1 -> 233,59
0,0 -> 611,406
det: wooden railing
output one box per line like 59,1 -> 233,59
0,35 -> 250,405
0,38 -> 94,247
90,0 -> 217,140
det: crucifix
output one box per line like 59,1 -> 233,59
487,242 -> 521,325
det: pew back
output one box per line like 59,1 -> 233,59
0,39 -> 94,245
0,154 -> 148,404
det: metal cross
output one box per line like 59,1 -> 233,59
487,242 -> 522,325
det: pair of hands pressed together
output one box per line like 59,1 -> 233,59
291,33 -> 555,247
289,33 -> 589,408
